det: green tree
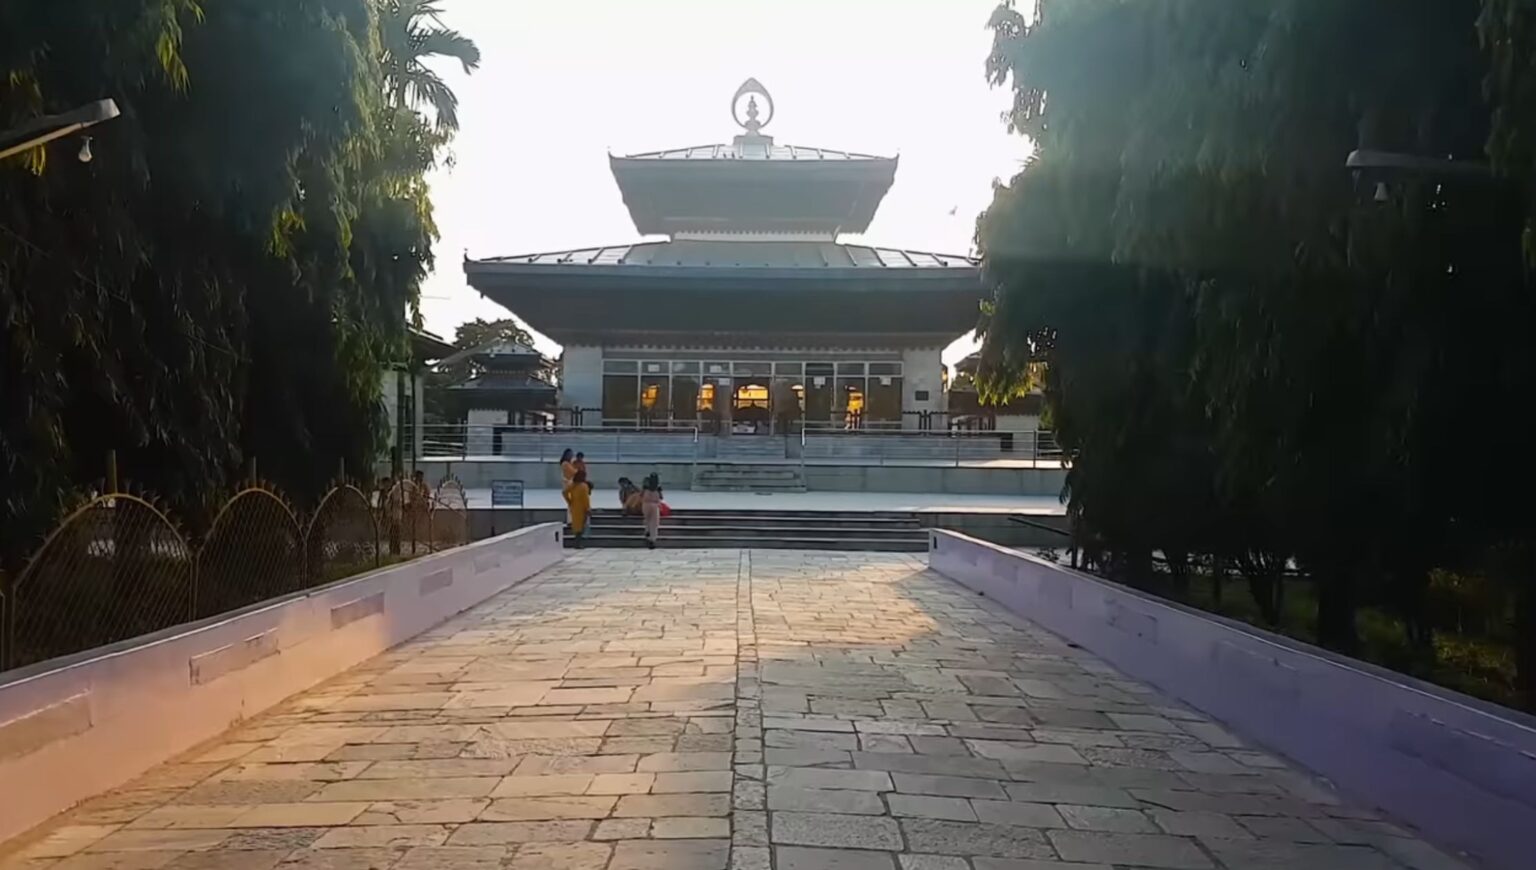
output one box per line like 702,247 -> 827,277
976,0 -> 1536,682
0,0 -> 474,568
379,0 -> 482,130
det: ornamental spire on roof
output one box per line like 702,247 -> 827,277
608,79 -> 899,238
732,78 -> 775,148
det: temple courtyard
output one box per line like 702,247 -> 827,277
1,550 -> 1464,869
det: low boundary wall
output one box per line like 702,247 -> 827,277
928,530 -> 1536,870
410,459 -> 1068,496
0,523 -> 565,844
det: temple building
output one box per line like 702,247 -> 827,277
382,327 -> 455,470
464,79 -> 982,434
435,338 -> 557,427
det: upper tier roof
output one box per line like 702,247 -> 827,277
435,338 -> 548,372
609,80 -> 898,237
610,145 -> 896,237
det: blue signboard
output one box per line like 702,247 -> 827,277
490,479 -> 524,508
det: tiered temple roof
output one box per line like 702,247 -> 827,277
464,79 -> 981,347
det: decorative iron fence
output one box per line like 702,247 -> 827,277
0,477 -> 471,673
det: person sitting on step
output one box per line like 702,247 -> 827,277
617,476 -> 642,516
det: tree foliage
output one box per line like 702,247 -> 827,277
0,0 -> 477,566
380,0 -> 482,131
439,317 -> 540,382
977,0 -> 1536,700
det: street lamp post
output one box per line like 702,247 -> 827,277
1345,149 -> 1493,180
0,99 -> 120,162
1346,148 -> 1498,206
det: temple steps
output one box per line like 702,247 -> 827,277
691,464 -> 806,493
568,509 -> 928,552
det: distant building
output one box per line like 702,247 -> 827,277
464,79 -> 982,434
947,352 -> 1044,432
382,328 -> 455,471
434,339 -> 558,454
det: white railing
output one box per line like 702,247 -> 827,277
800,429 -> 1063,468
417,423 -> 1063,468
419,424 -> 700,463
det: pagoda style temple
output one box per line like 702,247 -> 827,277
436,338 -> 557,424
464,79 -> 982,434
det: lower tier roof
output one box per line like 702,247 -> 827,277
470,240 -> 977,271
465,240 -> 983,347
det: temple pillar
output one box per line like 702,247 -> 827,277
560,345 -> 602,424
902,347 -> 944,430
411,370 -> 425,461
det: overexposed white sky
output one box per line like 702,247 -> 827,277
420,0 -> 1028,368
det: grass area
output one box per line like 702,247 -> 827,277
1184,576 -> 1525,713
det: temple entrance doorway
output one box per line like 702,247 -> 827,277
732,382 -> 771,434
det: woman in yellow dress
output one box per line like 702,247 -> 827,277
565,469 -> 591,545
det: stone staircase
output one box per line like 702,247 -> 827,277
711,437 -> 788,462
569,509 -> 928,552
692,463 -> 806,493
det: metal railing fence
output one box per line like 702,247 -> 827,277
417,423 -> 1063,469
0,476 -> 470,673
800,429 -> 1064,468
420,424 -> 700,463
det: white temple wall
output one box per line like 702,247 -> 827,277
465,408 -> 507,455
559,345 -> 603,414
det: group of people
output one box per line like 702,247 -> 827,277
374,469 -> 430,509
560,449 -> 665,548
618,473 -> 666,548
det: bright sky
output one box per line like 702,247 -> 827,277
419,0 -> 1028,369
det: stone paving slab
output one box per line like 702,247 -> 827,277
0,550 -> 1471,869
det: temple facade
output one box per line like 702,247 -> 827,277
464,80 -> 982,434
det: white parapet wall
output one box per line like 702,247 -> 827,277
0,524 -> 566,845
927,530 -> 1536,870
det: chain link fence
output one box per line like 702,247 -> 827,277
306,484 -> 381,584
429,479 -> 469,553
3,495 -> 194,672
0,477 -> 472,673
196,489 -> 304,619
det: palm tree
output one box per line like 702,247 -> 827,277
378,0 -> 480,130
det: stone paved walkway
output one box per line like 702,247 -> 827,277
1,551 -> 1466,870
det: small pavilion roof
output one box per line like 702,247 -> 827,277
434,338 -> 548,371
446,373 -> 556,394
